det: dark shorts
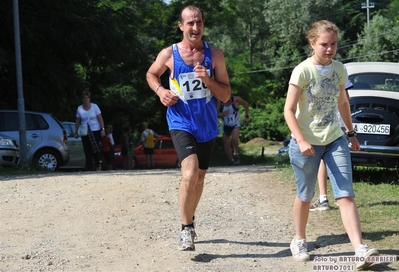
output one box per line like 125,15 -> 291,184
143,147 -> 154,155
223,125 -> 238,136
170,130 -> 215,170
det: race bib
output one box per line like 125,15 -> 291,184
224,114 -> 236,126
179,71 -> 211,100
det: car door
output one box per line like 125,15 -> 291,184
153,138 -> 178,167
61,122 -> 85,168
0,112 -> 43,160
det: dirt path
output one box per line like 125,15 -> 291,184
0,166 -> 396,271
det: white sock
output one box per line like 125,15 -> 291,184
319,195 -> 328,202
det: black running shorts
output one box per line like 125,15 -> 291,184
170,130 -> 215,170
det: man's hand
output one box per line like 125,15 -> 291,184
157,88 -> 179,107
194,62 -> 211,85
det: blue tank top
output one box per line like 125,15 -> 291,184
167,42 -> 218,143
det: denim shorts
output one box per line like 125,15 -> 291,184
289,136 -> 355,202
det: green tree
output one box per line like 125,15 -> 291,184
347,15 -> 399,62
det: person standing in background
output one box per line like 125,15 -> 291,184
120,127 -> 131,170
106,125 -> 116,170
141,122 -> 159,168
128,126 -> 136,169
74,91 -> 105,171
102,127 -> 112,170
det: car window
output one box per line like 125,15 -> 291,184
350,73 -> 399,92
28,113 -> 49,130
0,112 -> 49,131
0,112 -> 19,131
161,140 -> 174,149
63,124 -> 73,136
34,114 -> 50,130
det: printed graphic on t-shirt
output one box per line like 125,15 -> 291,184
307,71 -> 341,128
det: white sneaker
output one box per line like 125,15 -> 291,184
355,244 -> 379,270
309,199 -> 330,211
178,227 -> 196,251
290,238 -> 310,262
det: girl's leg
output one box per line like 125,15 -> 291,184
324,136 -> 362,250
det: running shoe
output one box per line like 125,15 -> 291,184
309,199 -> 330,211
178,227 -> 196,251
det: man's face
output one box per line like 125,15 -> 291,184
179,8 -> 204,43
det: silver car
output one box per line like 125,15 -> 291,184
60,121 -> 85,169
0,110 -> 70,171
0,133 -> 20,166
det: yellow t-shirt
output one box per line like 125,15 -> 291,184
289,58 -> 347,145
142,129 -> 154,148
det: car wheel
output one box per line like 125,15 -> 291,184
34,149 -> 60,171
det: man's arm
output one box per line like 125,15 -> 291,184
216,100 -> 223,118
235,96 -> 249,123
146,47 -> 179,107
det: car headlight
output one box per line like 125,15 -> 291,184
0,136 -> 18,147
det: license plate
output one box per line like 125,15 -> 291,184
353,123 -> 390,135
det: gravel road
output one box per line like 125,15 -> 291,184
0,165 -> 396,271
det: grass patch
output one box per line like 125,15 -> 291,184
0,162 -> 53,177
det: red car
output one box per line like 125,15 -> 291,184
115,135 -> 179,169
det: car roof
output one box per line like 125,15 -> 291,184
0,109 -> 53,116
345,62 -> 399,75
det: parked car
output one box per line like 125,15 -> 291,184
277,138 -> 290,156
0,110 -> 70,170
61,121 -> 85,169
0,133 -> 20,166
277,146 -> 289,156
115,135 -> 179,169
346,62 -> 399,168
